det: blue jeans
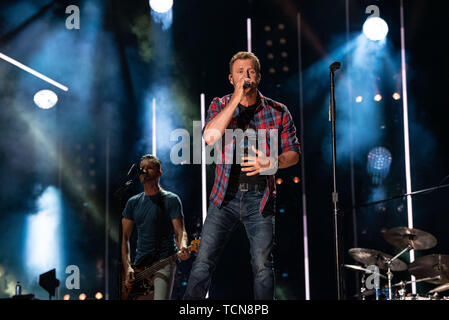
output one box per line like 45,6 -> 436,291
184,190 -> 275,300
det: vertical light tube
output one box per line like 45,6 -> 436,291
400,0 -> 416,294
297,12 -> 310,300
105,133 -> 110,300
200,94 -> 207,224
247,18 -> 252,52
200,93 -> 209,299
152,98 -> 157,156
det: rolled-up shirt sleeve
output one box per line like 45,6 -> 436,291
280,108 -> 301,155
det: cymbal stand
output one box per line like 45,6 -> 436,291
360,273 -> 367,301
385,244 -> 413,299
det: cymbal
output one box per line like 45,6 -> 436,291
383,227 -> 437,250
408,254 -> 449,284
348,248 -> 408,271
343,264 -> 387,279
429,282 -> 449,294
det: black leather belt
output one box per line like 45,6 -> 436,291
227,182 -> 266,193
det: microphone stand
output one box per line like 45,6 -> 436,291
329,61 -> 343,300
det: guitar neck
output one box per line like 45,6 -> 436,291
139,241 -> 198,279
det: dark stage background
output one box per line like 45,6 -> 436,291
0,0 -> 448,300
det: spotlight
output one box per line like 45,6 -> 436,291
355,96 -> 363,103
79,293 -> 87,300
276,178 -> 283,185
367,146 -> 392,185
149,0 -> 173,13
293,177 -> 300,183
94,292 -> 103,300
392,93 -> 401,100
363,17 -> 389,41
63,294 -> 70,300
33,89 -> 58,109
374,94 -> 382,102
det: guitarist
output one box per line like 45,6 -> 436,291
121,154 -> 190,300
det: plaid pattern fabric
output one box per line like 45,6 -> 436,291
205,91 -> 300,214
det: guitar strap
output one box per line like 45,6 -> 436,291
153,189 -> 165,262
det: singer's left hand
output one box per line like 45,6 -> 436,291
241,146 -> 276,176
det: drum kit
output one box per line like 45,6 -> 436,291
345,226 -> 449,300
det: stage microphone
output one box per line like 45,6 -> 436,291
329,61 -> 341,72
138,168 -> 147,175
243,81 -> 251,89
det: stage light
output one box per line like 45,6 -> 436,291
26,187 -> 63,279
293,176 -> 300,183
355,96 -> 363,103
374,94 -> 382,102
276,178 -> 283,185
149,0 -> 173,13
94,292 -> 103,300
33,90 -> 58,109
0,52 -> 68,91
393,92 -> 401,100
367,146 -> 392,185
279,209 -> 285,213
282,273 -> 288,278
79,293 -> 87,300
363,17 -> 389,41
63,294 -> 70,300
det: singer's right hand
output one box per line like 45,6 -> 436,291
233,76 -> 252,102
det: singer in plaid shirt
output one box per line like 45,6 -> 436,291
184,51 -> 300,300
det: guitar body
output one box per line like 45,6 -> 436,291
122,255 -> 157,300
120,240 -> 200,300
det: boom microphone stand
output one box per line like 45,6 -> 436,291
329,61 -> 344,300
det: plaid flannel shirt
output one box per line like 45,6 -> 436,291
205,91 -> 300,214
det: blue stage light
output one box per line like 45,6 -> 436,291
363,17 -> 389,41
149,0 -> 173,13
367,147 -> 392,185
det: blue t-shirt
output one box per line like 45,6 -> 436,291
122,189 -> 183,266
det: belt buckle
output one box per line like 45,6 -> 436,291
239,183 -> 249,192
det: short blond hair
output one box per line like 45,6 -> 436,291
229,51 -> 261,74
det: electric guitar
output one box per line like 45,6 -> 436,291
121,239 -> 199,300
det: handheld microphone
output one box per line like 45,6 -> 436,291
243,81 -> 251,89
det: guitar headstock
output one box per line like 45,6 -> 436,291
189,239 -> 200,254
